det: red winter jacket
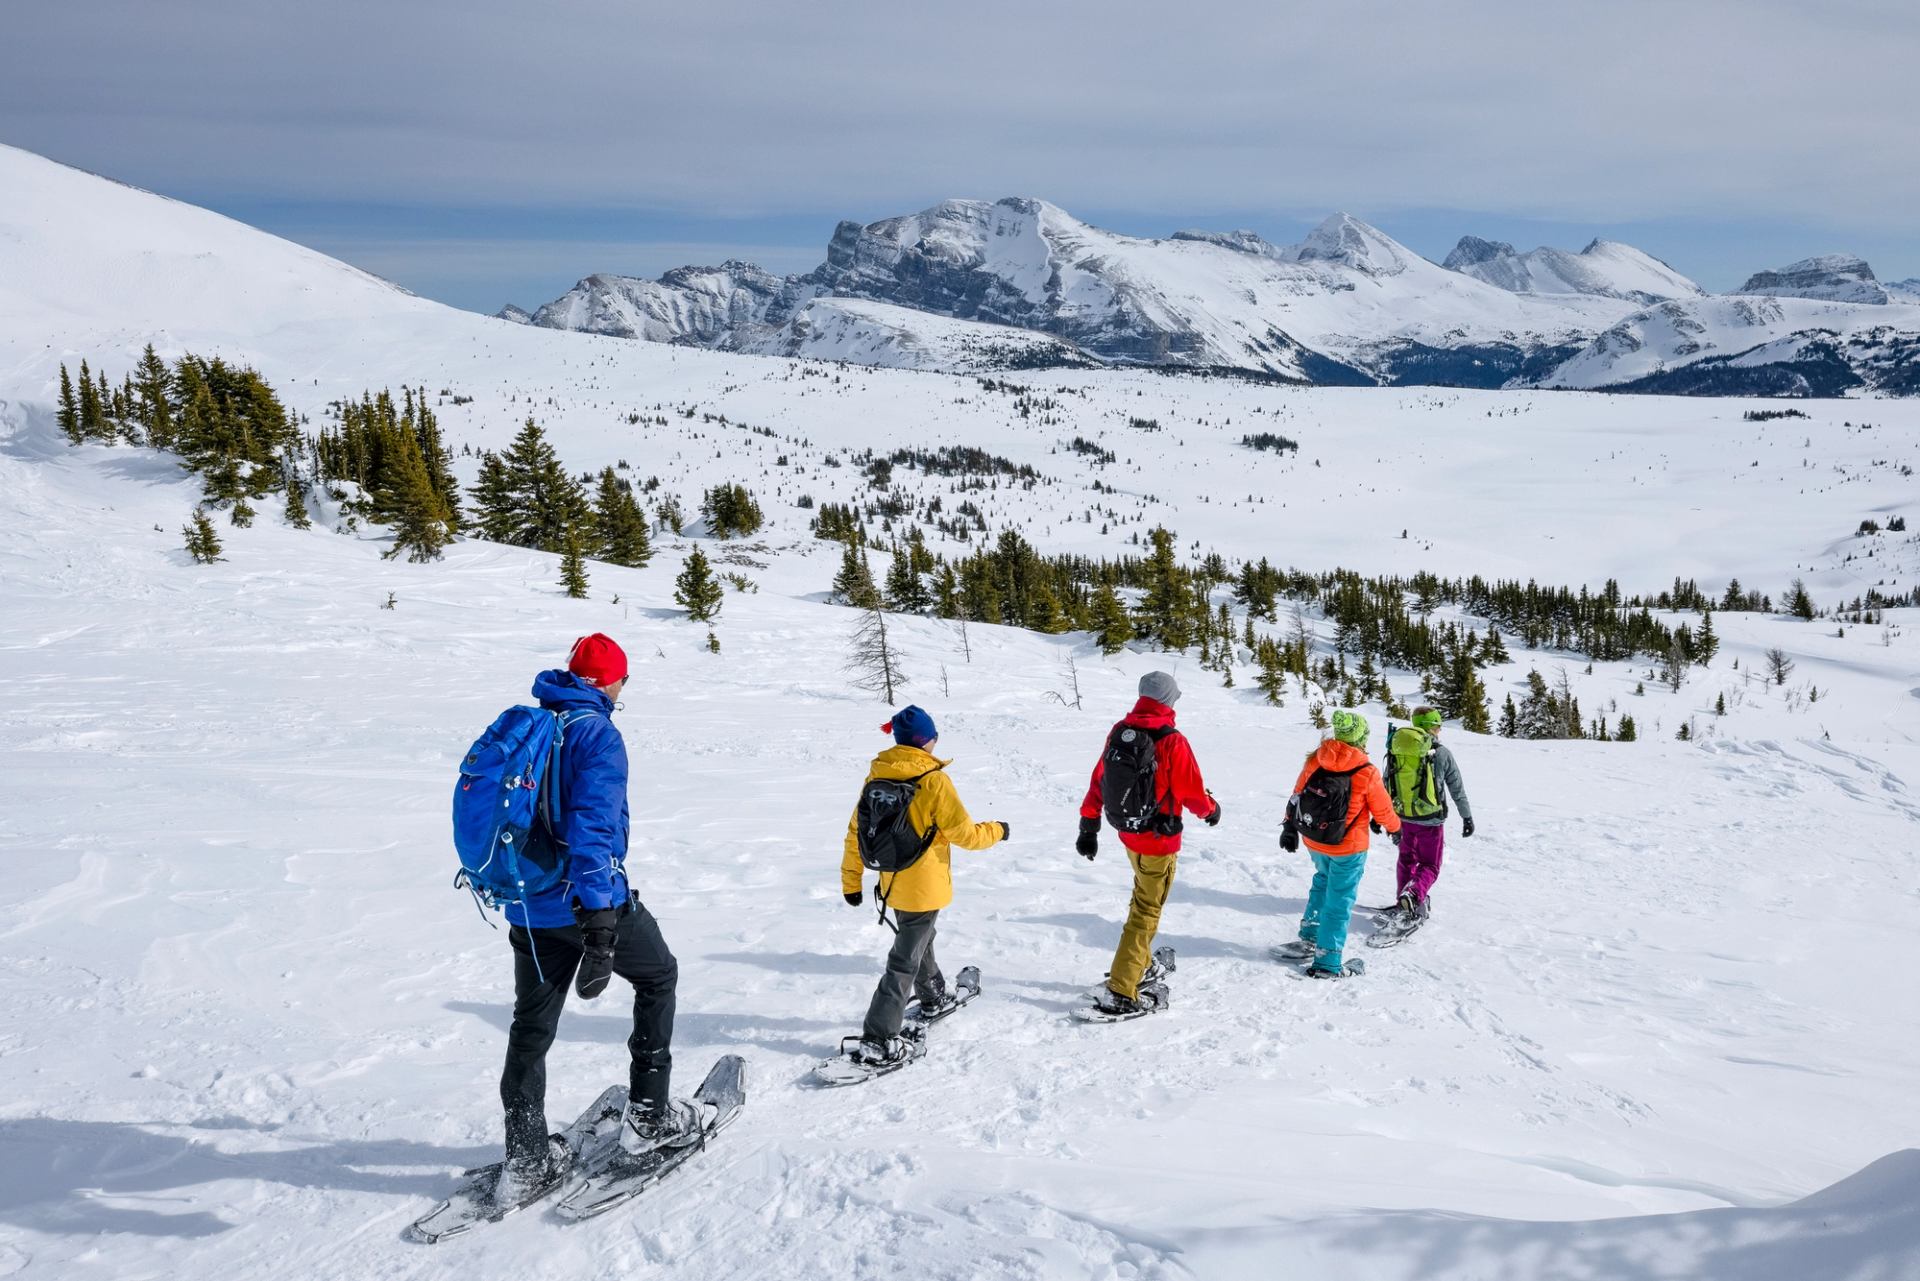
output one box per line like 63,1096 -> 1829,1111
1079,697 -> 1217,856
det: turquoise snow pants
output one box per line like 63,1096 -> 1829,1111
1299,851 -> 1367,971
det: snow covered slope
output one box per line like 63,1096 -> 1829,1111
4,140 -> 1920,1281
1541,295 -> 1920,395
1737,254 -> 1890,305
1444,235 -> 1705,305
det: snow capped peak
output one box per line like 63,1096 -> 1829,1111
495,303 -> 533,325
1446,235 -> 1703,304
1292,212 -> 1419,276
1169,228 -> 1284,257
1443,235 -> 1517,270
1738,254 -> 1887,304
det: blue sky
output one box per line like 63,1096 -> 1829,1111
5,0 -> 1914,313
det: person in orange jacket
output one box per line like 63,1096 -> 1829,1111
1275,709 -> 1399,979
1077,672 -> 1221,1014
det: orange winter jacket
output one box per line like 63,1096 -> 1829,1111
1290,739 -> 1400,857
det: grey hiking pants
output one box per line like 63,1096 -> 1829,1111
861,908 -> 945,1044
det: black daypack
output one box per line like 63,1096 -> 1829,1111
855,768 -> 940,929
1101,724 -> 1178,836
1295,762 -> 1368,845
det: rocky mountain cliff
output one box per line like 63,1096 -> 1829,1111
511,199 -> 1919,396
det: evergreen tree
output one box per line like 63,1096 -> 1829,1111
884,549 -> 930,613
1254,638 -> 1287,707
373,427 -> 453,562
497,419 -> 589,551
833,542 -> 881,609
559,525 -> 590,598
57,364 -> 82,443
1091,582 -> 1134,655
675,547 -> 724,621
1137,526 -> 1190,650
467,452 -> 518,543
700,483 -> 764,539
1714,691 -> 1726,716
281,458 -> 313,530
135,344 -> 175,450
182,510 -> 224,563
77,359 -> 109,441
592,467 -> 653,567
1786,578 -> 1816,621
1496,693 -> 1519,738
1695,608 -> 1720,666
1616,713 -> 1637,741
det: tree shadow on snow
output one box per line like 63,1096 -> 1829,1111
1008,912 -> 1275,963
445,1000 -> 845,1059
1195,1150 -> 1920,1281
0,1116 -> 495,1240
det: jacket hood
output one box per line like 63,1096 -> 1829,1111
869,743 -> 950,779
1311,738 -> 1371,771
1125,697 -> 1178,729
532,667 -> 616,714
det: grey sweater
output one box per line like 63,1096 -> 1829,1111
1402,741 -> 1471,826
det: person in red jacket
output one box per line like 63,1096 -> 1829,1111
1077,672 -> 1221,1014
1275,709 -> 1400,979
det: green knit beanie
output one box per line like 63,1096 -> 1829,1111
1411,708 -> 1443,731
1331,709 -> 1370,745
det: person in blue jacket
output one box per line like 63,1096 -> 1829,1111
497,634 -> 694,1199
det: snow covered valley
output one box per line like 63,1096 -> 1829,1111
2,143 -> 1919,1281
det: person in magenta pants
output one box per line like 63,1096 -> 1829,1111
1393,707 -> 1474,919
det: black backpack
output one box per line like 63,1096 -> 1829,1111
1101,724 -> 1178,836
855,768 -> 940,928
1295,763 -> 1367,845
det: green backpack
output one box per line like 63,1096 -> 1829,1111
1387,724 -> 1445,820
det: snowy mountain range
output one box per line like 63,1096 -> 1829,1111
511,200 -> 1920,396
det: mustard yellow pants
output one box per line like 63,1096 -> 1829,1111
1108,852 -> 1177,998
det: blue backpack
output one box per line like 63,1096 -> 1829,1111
451,706 -> 593,912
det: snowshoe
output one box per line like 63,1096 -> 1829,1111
1269,939 -> 1320,963
905,964 -> 982,1029
1075,978 -> 1169,1024
409,1084 -> 627,1243
812,1033 -> 927,1087
556,1056 -> 747,1221
618,1097 -> 708,1156
1305,957 -> 1367,980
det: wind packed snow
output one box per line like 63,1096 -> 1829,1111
3,143 -> 1920,1281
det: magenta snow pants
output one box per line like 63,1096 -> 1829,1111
1396,822 -> 1445,903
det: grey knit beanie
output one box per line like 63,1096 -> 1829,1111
1138,671 -> 1181,706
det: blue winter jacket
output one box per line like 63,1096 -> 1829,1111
507,669 -> 632,929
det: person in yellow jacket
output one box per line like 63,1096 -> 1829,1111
840,705 -> 1007,1066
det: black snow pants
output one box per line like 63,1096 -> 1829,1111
500,899 -> 677,1164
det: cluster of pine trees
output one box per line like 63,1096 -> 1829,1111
467,421 -> 658,594
58,348 -> 305,538
310,388 -> 460,561
1494,669 -> 1636,741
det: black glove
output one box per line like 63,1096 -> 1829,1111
1462,817 -> 1475,838
997,821 -> 1012,842
1204,794 -> 1222,827
1075,816 -> 1099,860
1390,829 -> 1402,847
572,903 -> 620,1000
1369,818 -> 1382,835
844,890 -> 863,907
1279,823 -> 1299,853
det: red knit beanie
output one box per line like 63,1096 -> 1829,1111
567,633 -> 628,687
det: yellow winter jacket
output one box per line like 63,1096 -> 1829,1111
840,745 -> 1004,912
